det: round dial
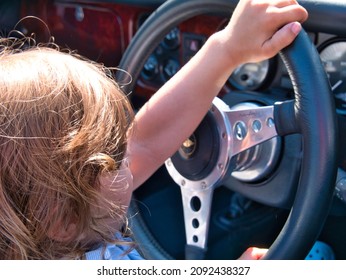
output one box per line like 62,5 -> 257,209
141,55 -> 159,80
162,59 -> 180,81
319,38 -> 346,115
319,38 -> 346,171
161,27 -> 180,50
228,60 -> 270,91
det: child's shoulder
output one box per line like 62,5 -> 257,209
85,234 -> 143,260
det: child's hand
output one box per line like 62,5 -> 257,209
220,0 -> 308,66
238,247 -> 268,260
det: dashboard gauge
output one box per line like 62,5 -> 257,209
141,55 -> 159,80
228,59 -> 273,91
162,58 -> 180,81
161,27 -> 180,50
319,38 -> 346,115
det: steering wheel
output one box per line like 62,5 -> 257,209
117,0 -> 338,259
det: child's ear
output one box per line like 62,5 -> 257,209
47,221 -> 77,242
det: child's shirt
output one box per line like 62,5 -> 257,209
85,234 -> 144,260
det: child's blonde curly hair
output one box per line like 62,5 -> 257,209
0,38 -> 134,259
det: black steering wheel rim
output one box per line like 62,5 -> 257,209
117,0 -> 338,259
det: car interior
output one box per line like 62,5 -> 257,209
1,0 -> 346,260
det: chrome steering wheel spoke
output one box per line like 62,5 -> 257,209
224,102 -> 278,156
179,183 -> 214,259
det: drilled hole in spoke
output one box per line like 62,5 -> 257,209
193,235 -> 198,243
192,218 -> 199,229
190,196 -> 201,212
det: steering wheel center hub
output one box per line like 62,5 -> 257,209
166,98 -> 233,189
171,111 -> 220,181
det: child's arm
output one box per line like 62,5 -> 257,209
128,0 -> 308,189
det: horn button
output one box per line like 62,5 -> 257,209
171,111 -> 220,181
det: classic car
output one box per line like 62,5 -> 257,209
1,0 -> 346,260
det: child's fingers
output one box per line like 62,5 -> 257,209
262,21 -> 302,57
277,4 -> 309,23
272,0 -> 300,9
